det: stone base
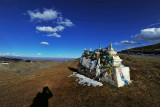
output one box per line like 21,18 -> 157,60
77,63 -> 131,87
100,66 -> 130,87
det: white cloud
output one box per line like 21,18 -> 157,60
0,53 -> 10,56
26,8 -> 74,38
36,26 -> 57,32
57,17 -> 74,27
26,8 -> 74,27
56,25 -> 65,31
0,52 -> 22,57
114,40 -> 140,45
47,33 -> 61,38
5,53 -> 10,55
37,53 -> 41,55
13,55 -> 20,56
40,42 -> 49,45
27,9 -> 58,21
36,25 -> 64,32
132,28 -> 160,43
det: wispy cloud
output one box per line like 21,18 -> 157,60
57,17 -> 74,27
114,40 -> 140,45
47,33 -> 61,38
0,53 -> 20,56
36,25 -> 64,32
126,46 -> 135,49
27,9 -> 58,21
40,42 -> 49,45
57,54 -> 73,58
148,22 -> 160,27
132,28 -> 160,43
37,53 -> 41,55
0,53 -> 10,56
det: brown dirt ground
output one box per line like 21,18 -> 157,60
0,54 -> 160,107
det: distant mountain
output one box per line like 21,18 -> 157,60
0,56 -> 76,62
119,43 -> 160,55
0,57 -> 23,62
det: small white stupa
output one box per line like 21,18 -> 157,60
108,42 -> 117,55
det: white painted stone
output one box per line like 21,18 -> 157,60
115,67 -> 130,87
97,66 -> 130,87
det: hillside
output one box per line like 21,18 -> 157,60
120,43 -> 160,54
0,55 -> 160,106
0,57 -> 60,73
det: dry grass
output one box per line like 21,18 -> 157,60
0,55 -> 159,107
0,61 -> 60,72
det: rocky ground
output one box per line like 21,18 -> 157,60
0,54 -> 159,107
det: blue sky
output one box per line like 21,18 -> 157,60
0,0 -> 160,58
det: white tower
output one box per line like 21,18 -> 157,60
99,44 -> 101,49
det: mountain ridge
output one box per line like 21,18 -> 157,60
119,43 -> 160,54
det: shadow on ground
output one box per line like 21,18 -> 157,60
30,86 -> 53,107
68,67 -> 77,72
